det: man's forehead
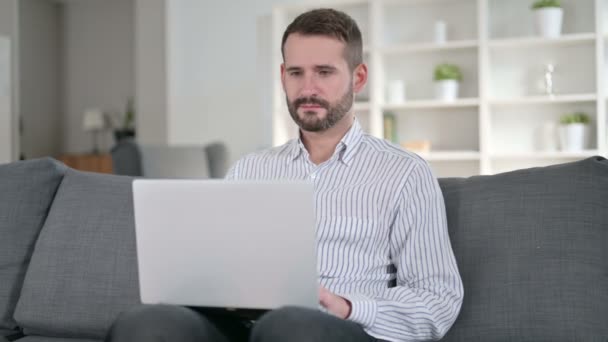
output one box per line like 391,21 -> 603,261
283,34 -> 348,68
284,62 -> 338,69
284,33 -> 345,51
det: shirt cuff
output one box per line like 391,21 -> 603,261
341,293 -> 377,329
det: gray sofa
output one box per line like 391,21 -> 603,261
0,156 -> 606,342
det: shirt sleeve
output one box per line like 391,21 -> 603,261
342,162 -> 464,341
224,160 -> 239,180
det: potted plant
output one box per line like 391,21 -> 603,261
532,0 -> 563,38
559,112 -> 590,151
434,63 -> 462,101
113,98 -> 136,142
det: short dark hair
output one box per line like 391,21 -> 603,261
281,8 -> 363,71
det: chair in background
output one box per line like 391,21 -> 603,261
204,141 -> 229,179
110,140 -> 229,179
139,145 -> 210,179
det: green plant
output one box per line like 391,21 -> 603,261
122,97 -> 135,130
531,0 -> 561,10
560,112 -> 589,125
434,64 -> 462,82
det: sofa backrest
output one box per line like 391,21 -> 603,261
3,156 -> 607,340
13,169 -> 140,340
0,158 -> 66,331
438,156 -> 608,341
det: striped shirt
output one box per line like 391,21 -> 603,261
225,119 -> 463,341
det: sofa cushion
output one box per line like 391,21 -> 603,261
0,158 -> 66,330
13,169 -> 140,339
439,156 -> 608,341
0,328 -> 16,338
16,337 -> 98,342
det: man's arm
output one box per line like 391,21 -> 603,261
224,160 -> 239,180
342,162 -> 464,341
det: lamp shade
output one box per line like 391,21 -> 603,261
82,108 -> 105,131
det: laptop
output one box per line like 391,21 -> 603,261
132,179 -> 318,312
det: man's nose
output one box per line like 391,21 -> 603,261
299,74 -> 319,97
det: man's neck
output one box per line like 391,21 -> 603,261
300,114 -> 354,165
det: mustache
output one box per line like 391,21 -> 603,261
293,97 -> 330,109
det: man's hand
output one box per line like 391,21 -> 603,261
319,286 -> 352,319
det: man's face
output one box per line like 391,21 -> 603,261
281,33 -> 364,132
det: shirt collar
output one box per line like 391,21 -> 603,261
289,117 -> 364,166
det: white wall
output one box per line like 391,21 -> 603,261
0,0 -> 18,162
19,0 -> 61,159
165,0 -> 316,164
0,36 -> 11,164
62,0 -> 134,154
135,0 -> 168,145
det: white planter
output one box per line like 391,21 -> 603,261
559,123 -> 588,152
434,21 -> 447,44
435,80 -> 459,101
535,7 -> 563,38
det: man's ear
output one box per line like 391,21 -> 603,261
353,63 -> 368,94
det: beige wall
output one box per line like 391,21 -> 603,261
19,0 -> 62,159
61,0 -> 135,154
0,0 -> 18,162
0,36 -> 11,163
165,0 -> 318,164
135,0 -> 168,145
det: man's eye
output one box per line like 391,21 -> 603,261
289,71 -> 301,77
319,70 -> 332,76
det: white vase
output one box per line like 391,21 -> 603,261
435,80 -> 459,101
559,123 -> 588,152
535,7 -> 563,38
434,21 -> 447,44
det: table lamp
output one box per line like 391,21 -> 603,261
83,108 -> 105,154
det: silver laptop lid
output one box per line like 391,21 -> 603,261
132,179 -> 318,310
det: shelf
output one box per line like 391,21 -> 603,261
272,1 -> 607,177
276,0 -> 368,13
489,94 -> 597,106
380,40 -> 478,54
383,98 -> 479,110
491,151 -> 601,160
417,151 -> 481,161
383,0 -> 475,6
489,33 -> 596,49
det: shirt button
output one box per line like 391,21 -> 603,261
310,173 -> 317,180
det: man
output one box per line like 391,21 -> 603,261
107,8 -> 463,342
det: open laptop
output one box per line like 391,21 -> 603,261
132,179 -> 318,312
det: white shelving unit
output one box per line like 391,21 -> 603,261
380,40 -> 478,54
271,0 -> 608,177
488,33 -> 596,48
489,94 -> 597,106
383,98 -> 479,110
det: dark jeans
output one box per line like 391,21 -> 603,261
105,305 -> 383,342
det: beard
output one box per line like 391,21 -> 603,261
287,85 -> 353,132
